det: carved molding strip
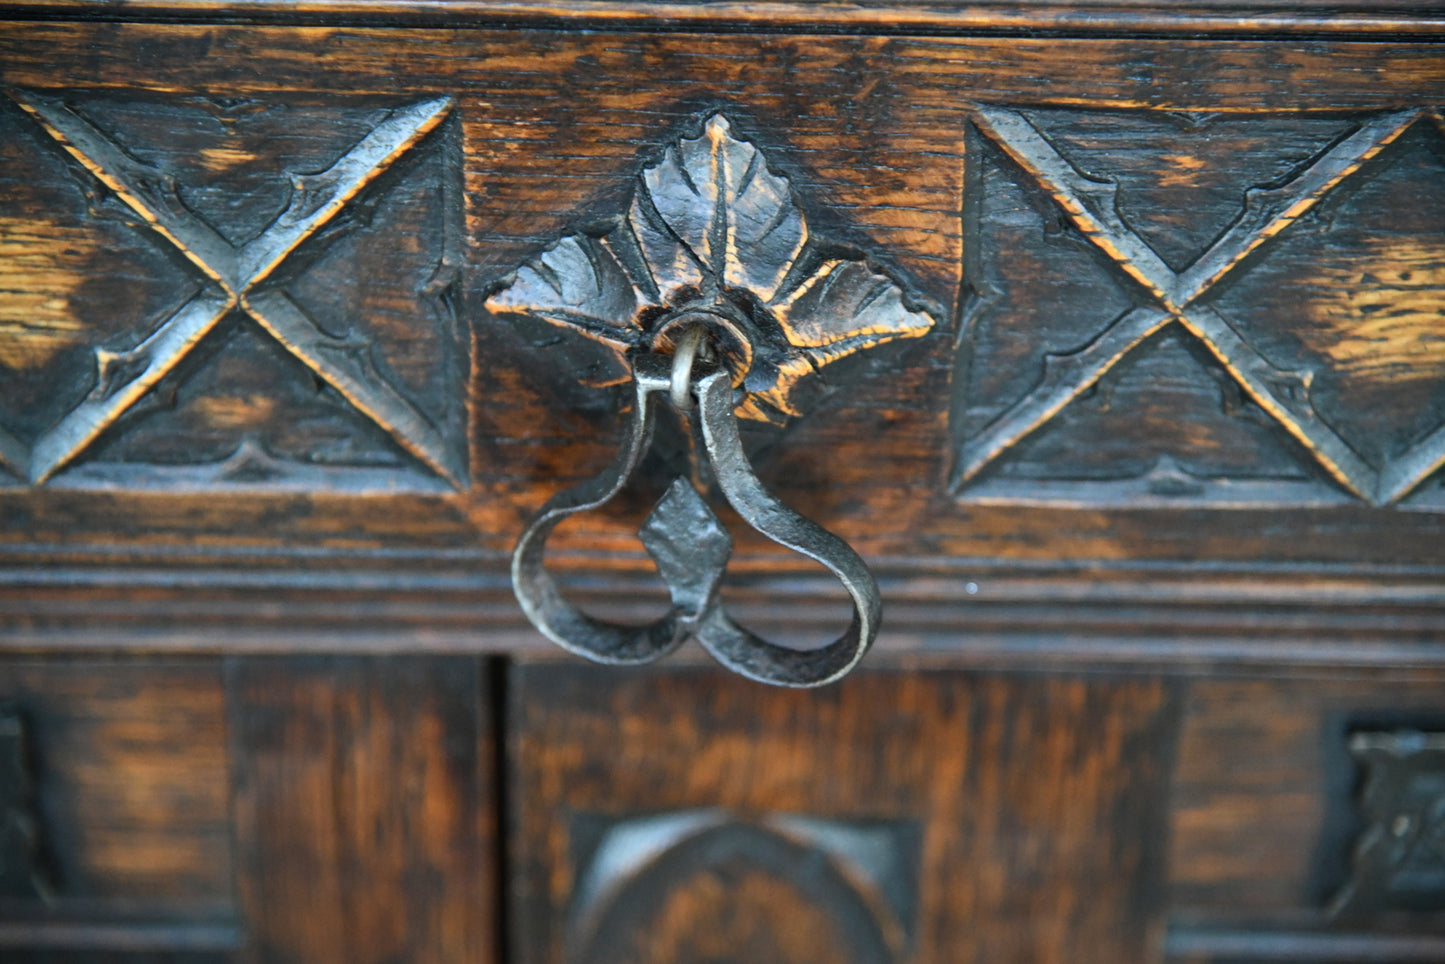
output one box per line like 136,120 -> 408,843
960,106 -> 1442,506
2,91 -> 465,487
486,114 -> 935,425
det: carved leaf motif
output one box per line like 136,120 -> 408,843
641,115 -> 807,303
486,112 -> 936,424
485,235 -> 643,346
621,194 -> 703,299
771,260 -> 933,350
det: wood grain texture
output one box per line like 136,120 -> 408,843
6,0 -> 1445,36
564,810 -> 916,962
0,95 -> 199,474
511,664 -> 1179,964
226,655 -> 497,964
1168,671 -> 1445,921
0,26 -> 1433,572
957,106 -> 1436,506
0,952 -> 231,964
1207,118 -> 1445,505
0,25 -> 1442,633
0,660 -> 231,905
0,89 -> 467,487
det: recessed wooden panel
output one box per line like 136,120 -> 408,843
1168,671 -> 1445,918
227,655 -> 496,964
566,811 -> 917,963
0,659 -> 230,904
511,665 -> 1178,964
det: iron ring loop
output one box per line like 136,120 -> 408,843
668,325 -> 707,411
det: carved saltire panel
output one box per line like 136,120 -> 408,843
955,107 -> 1445,508
0,91 -> 467,491
566,810 -> 919,963
485,114 -> 936,425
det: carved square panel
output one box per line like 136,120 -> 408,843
955,107 -> 1445,509
0,92 -> 467,491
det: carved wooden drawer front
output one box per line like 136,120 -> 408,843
0,24 -> 1443,577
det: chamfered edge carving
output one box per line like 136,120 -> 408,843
1330,730 -> 1445,917
566,809 -> 919,963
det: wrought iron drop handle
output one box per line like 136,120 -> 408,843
512,339 -> 881,688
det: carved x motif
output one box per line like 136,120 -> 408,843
3,92 -> 462,486
963,106 -> 1435,505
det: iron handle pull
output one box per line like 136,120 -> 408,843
512,346 -> 880,688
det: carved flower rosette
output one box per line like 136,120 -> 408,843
485,114 -> 935,424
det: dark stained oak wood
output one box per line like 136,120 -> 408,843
0,660 -> 231,905
5,0 -> 1445,36
226,655 -> 498,964
1169,670 -> 1445,920
0,5 -> 1442,961
510,663 -> 1180,963
0,25 -> 1438,631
